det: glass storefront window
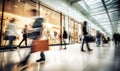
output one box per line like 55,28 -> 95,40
79,23 -> 82,41
40,5 -> 61,44
74,21 -> 78,42
1,0 -> 38,46
0,0 -> 69,47
0,0 -> 63,47
69,18 -> 79,43
69,19 -> 74,43
0,0 -> 3,47
69,19 -> 81,43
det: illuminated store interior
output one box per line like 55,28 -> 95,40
0,0 -> 97,47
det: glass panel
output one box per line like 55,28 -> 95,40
103,25 -> 112,28
78,22 -> 82,42
92,14 -> 109,22
40,5 -> 60,44
2,0 -> 38,46
78,0 -> 114,35
2,0 -> 61,46
69,19 -> 74,43
79,0 -> 105,12
78,1 -> 89,12
68,19 -> 79,43
0,0 -> 3,47
74,21 -> 78,42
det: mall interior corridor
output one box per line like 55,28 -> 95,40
0,0 -> 120,71
0,42 -> 120,71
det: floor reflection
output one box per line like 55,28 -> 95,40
0,43 -> 120,71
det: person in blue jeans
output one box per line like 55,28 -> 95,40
81,21 -> 92,52
96,31 -> 102,47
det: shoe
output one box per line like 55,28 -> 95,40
17,62 -> 28,70
36,58 -> 45,62
17,63 -> 25,67
81,50 -> 85,52
64,47 -> 67,49
88,49 -> 93,51
17,45 -> 20,47
10,49 -> 14,51
18,60 -> 27,67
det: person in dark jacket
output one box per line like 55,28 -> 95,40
18,9 -> 45,66
117,33 -> 120,45
113,33 -> 118,46
81,21 -> 92,52
63,27 -> 68,49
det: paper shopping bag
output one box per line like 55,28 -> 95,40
31,40 -> 49,53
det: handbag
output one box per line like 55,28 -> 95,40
85,34 -> 95,42
31,40 -> 49,53
3,31 -> 9,40
3,35 -> 9,40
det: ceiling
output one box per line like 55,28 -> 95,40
67,0 -> 120,35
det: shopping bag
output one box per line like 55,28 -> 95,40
3,35 -> 9,40
86,35 -> 95,42
103,39 -> 108,43
3,31 -> 9,40
31,40 -> 49,53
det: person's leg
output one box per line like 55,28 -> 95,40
25,38 -> 27,48
64,39 -> 67,49
96,38 -> 98,47
114,40 -> 117,47
18,39 -> 24,47
86,42 -> 90,50
40,52 -> 45,59
8,36 -> 12,49
18,52 -> 31,66
98,38 -> 100,47
85,37 -> 92,51
8,36 -> 14,50
24,34 -> 27,48
81,37 -> 85,51
36,52 -> 45,62
18,34 -> 25,47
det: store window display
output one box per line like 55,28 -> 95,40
69,19 -> 74,43
0,0 -> 3,46
0,0 -> 38,46
0,0 -> 64,46
74,21 -> 78,42
40,5 -> 61,44
69,19 -> 79,43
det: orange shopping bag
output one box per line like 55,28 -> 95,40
31,40 -> 49,53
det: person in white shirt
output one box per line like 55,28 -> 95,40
5,18 -> 18,50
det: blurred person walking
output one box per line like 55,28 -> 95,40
18,25 -> 28,48
113,33 -> 118,46
96,31 -> 102,47
63,27 -> 68,49
5,18 -> 19,50
81,21 -> 92,52
18,9 -> 47,67
107,36 -> 110,46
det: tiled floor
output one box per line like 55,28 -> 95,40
0,42 -> 120,71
